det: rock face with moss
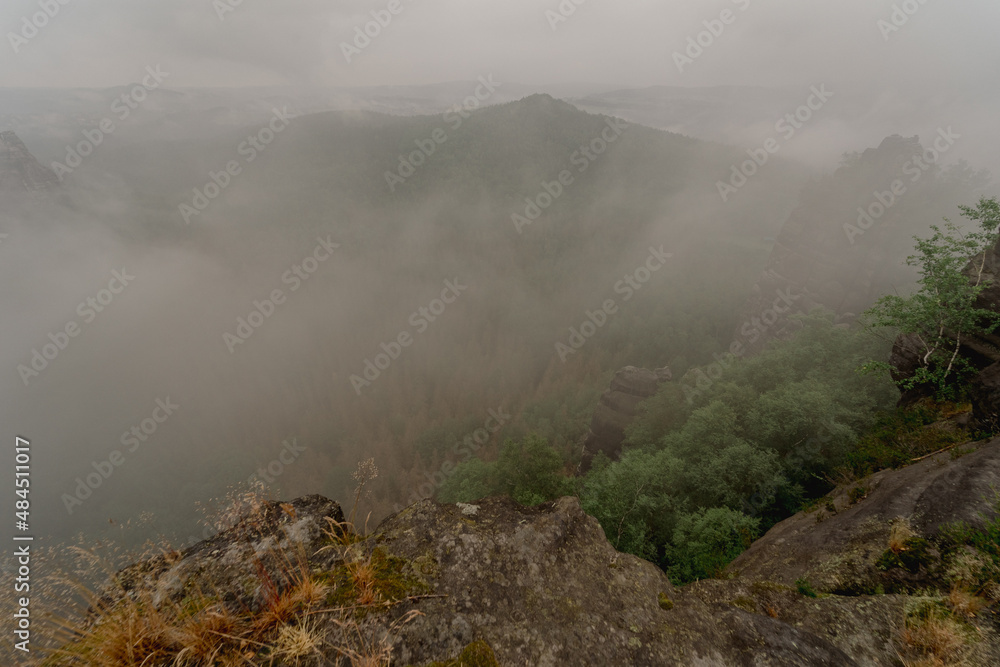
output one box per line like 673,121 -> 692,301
95,493 -> 864,665
729,438 -> 1000,593
723,437 -> 1000,665
375,496 -> 858,666
88,439 -> 1000,667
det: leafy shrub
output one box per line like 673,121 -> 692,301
580,450 -> 684,560
437,435 -> 574,506
876,537 -> 933,574
841,403 -> 967,479
665,507 -> 759,584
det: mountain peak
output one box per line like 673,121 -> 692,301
0,131 -> 59,192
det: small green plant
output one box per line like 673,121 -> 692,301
848,485 -> 868,504
795,577 -> 818,598
876,537 -> 933,573
950,445 -> 975,460
420,640 -> 500,667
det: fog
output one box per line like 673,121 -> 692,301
1,0 -> 998,554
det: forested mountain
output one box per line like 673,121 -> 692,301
9,95 -> 806,541
5,94 -> 989,550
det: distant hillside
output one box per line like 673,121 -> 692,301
28,94 -> 811,541
0,131 -> 58,191
735,134 -> 990,355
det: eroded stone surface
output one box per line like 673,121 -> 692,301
98,494 -> 862,666
728,438 -> 1000,595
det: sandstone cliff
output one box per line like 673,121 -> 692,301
581,365 -> 671,465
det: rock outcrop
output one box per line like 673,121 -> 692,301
728,437 -> 1000,594
971,363 -> 1000,429
96,493 -> 869,666
0,131 -> 58,191
716,437 -> 1000,666
581,365 -> 670,464
77,428 -> 1000,666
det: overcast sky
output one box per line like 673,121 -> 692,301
1,0 -> 998,90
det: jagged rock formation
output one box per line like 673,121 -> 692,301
735,134 -> 987,355
581,365 -> 670,464
98,493 -> 870,666
0,131 -> 59,191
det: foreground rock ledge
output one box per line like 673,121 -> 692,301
102,495 -> 860,666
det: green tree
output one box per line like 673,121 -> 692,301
436,435 -> 573,506
436,457 -> 497,504
496,434 -> 575,506
580,450 -> 684,560
666,507 -> 760,583
863,197 -> 1000,398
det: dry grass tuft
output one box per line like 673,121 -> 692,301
270,620 -> 326,666
889,519 -> 918,554
946,587 -> 987,619
14,466 -> 429,666
898,604 -> 971,667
